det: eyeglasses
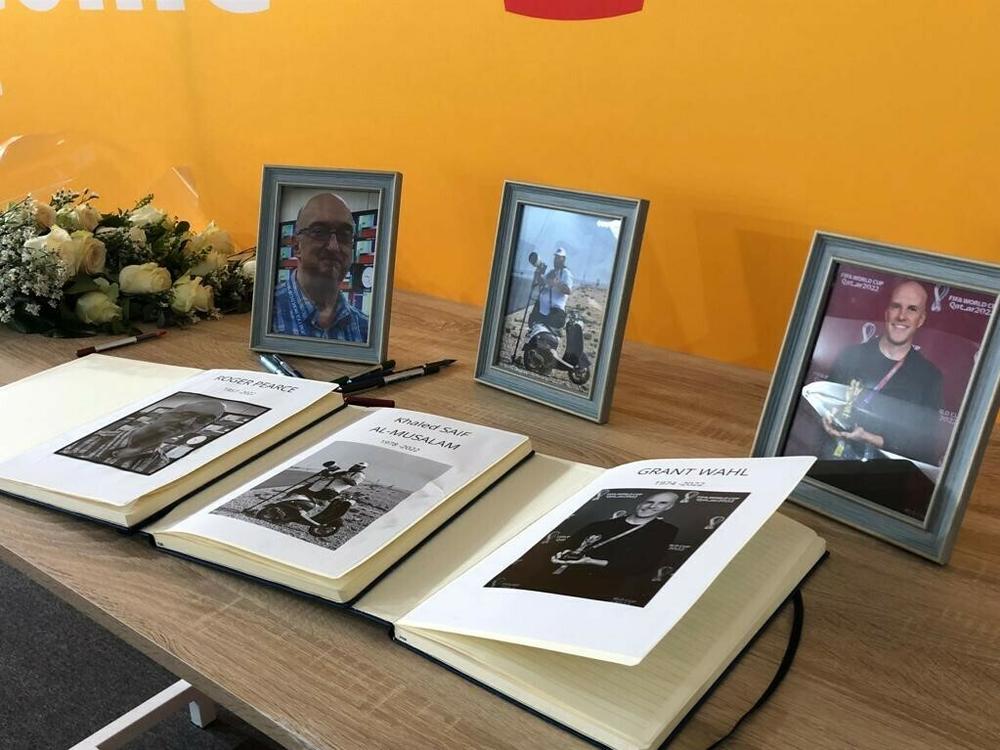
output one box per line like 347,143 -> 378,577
297,225 -> 356,247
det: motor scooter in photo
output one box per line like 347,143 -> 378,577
250,488 -> 355,538
243,461 -> 357,538
512,252 -> 592,387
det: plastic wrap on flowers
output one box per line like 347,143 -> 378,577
0,132 -> 255,337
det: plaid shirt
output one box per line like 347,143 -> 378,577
272,271 -> 369,343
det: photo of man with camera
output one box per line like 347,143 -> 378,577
528,246 -> 574,330
495,206 -> 622,395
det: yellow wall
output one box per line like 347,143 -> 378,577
2,1 -> 999,370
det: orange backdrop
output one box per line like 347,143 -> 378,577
1,1 -> 998,370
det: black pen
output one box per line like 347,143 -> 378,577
258,353 -> 287,377
269,352 -> 304,378
332,359 -> 395,387
339,363 -> 398,390
341,359 -> 456,394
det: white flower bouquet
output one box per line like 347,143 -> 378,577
0,189 -> 255,336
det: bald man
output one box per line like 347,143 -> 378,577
271,193 -> 369,342
66,397 -> 227,475
488,491 -> 679,606
821,279 -> 943,463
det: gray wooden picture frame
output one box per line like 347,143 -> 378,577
475,181 -> 648,423
249,166 -> 401,364
752,231 -> 1000,563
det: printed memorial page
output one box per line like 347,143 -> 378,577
0,370 -> 336,507
399,456 -> 815,665
154,409 -> 529,580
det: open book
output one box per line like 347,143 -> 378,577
397,456 -> 816,665
0,356 -> 343,527
149,447 -> 822,748
356,456 -> 824,750
0,356 -> 824,749
145,406 -> 531,603
0,356 -> 532,600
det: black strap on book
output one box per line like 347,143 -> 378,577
705,589 -> 804,749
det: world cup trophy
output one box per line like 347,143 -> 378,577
831,379 -> 864,458
553,534 -> 602,574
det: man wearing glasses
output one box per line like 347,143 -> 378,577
271,192 -> 369,342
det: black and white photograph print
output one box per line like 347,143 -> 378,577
495,204 -> 620,398
213,440 -> 450,551
56,392 -> 270,476
486,487 -> 749,607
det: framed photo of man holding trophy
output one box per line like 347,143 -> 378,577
753,232 -> 1000,563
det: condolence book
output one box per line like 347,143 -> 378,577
0,356 -> 342,527
0,356 -> 532,599
145,405 -> 531,603
0,356 -> 825,750
357,456 -> 824,750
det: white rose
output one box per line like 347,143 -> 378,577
75,279 -> 122,325
128,226 -> 147,248
24,225 -> 82,277
71,231 -> 107,275
171,275 -> 214,314
185,222 -> 236,276
31,200 -> 57,229
58,232 -> 88,277
23,225 -> 67,254
171,281 -> 195,314
192,280 -> 214,312
71,204 -> 102,232
119,262 -> 172,294
187,221 -> 236,257
240,259 -> 256,280
96,277 -> 118,299
128,204 -> 167,227
186,248 -> 229,277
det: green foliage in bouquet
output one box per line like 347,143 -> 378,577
0,190 -> 255,337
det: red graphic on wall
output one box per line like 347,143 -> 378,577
505,0 -> 643,20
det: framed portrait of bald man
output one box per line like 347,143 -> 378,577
475,181 -> 648,423
250,166 -> 401,363
753,232 -> 1000,563
486,487 -> 749,607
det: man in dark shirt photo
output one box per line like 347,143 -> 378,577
821,279 -> 943,465
488,491 -> 680,607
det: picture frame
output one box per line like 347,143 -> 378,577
475,181 -> 648,423
250,166 -> 401,364
752,231 -> 1000,563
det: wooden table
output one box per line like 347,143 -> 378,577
1,290 -> 998,750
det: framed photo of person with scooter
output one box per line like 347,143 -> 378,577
475,181 -> 649,423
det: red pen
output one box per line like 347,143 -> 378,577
343,395 -> 396,408
76,330 -> 167,357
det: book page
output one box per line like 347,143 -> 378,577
154,409 -> 529,580
396,519 -> 823,750
356,455 -> 604,623
0,355 -> 199,462
0,370 -> 336,507
399,456 -> 815,666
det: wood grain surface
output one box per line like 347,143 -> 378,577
1,290 -> 998,750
